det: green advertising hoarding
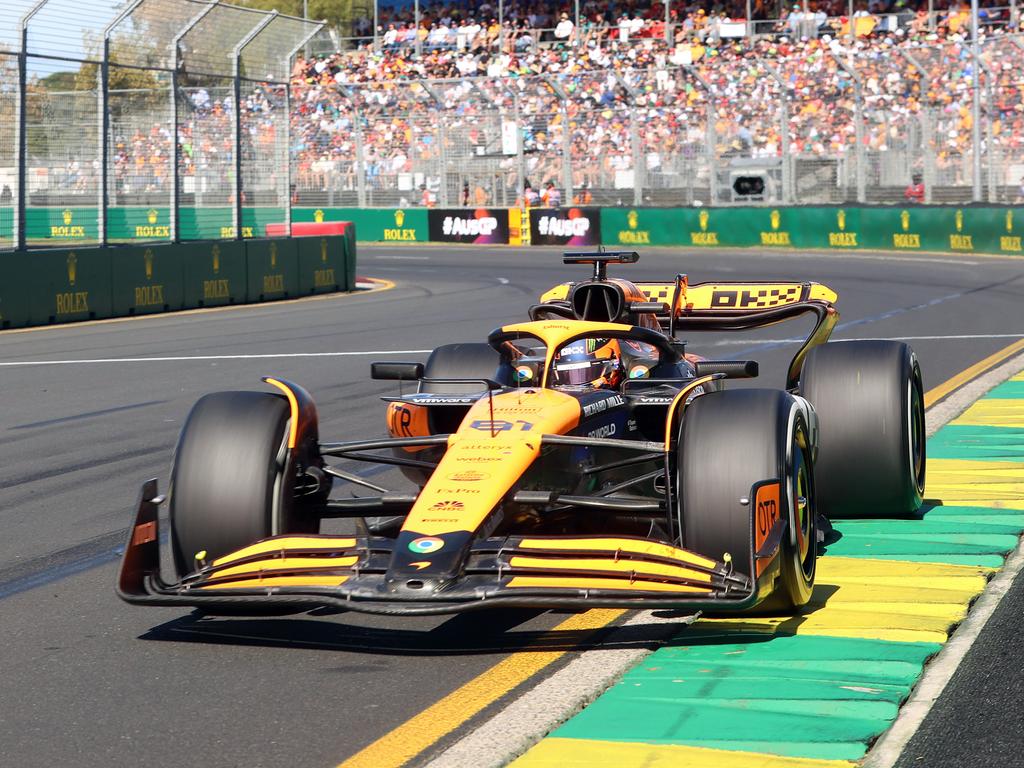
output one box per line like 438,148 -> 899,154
182,240 -> 247,308
600,205 -> 1024,255
296,234 -> 347,294
110,244 -> 185,316
293,207 -> 427,242
31,247 -> 114,324
246,238 -> 299,301
0,253 -> 31,328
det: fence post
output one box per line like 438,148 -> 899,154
233,67 -> 242,240
975,52 -> 996,203
170,2 -> 218,243
685,65 -> 716,205
284,81 -> 293,234
16,18 -> 28,251
562,103 -> 573,206
832,52 -> 865,203
17,3 -> 49,251
343,86 -> 367,207
613,72 -> 640,205
970,0 -> 982,202
514,92 -> 525,204
759,58 -> 790,204
353,108 -> 366,206
99,41 -> 110,246
233,12 -> 276,241
100,1 -> 144,249
630,110 -> 642,207
286,23 -> 324,232
921,110 -> 935,204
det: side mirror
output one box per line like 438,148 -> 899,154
371,361 -> 424,381
693,360 -> 759,379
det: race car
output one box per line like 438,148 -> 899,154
118,251 -> 926,616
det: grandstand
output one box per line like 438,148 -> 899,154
293,0 -> 1024,207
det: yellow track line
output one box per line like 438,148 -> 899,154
336,609 -> 624,768
924,337 -> 1024,408
0,278 -> 395,336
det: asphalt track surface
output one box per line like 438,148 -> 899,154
1,244 -> 1023,767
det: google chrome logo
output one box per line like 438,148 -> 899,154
409,536 -> 445,554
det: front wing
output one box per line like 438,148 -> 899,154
118,481 -> 778,616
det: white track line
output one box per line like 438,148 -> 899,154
709,333 -> 1024,346
0,350 -> 433,367
2,334 -> 1021,368
425,349 -> 1024,768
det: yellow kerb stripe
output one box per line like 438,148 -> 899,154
335,609 -> 624,768
924,337 -> 1024,408
511,737 -> 857,768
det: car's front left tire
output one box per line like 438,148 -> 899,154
169,391 -> 317,578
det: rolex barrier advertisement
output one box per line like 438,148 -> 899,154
293,207 -> 427,243
600,205 -> 1024,255
110,244 -> 185,316
0,233 -> 355,330
1,207 -> 288,245
247,238 -> 299,302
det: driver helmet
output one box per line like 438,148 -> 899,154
552,339 -> 622,389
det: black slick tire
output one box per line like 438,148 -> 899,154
422,343 -> 503,393
799,340 -> 925,518
679,389 -> 816,612
169,391 -> 310,578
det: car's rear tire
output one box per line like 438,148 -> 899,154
799,340 -> 925,518
679,389 -> 816,612
422,343 -> 504,393
169,391 -> 316,578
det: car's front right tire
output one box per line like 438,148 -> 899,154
678,388 -> 816,613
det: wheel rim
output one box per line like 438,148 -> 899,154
908,372 -> 926,493
792,429 -> 814,580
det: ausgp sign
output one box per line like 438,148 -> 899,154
442,216 -> 497,237
538,215 -> 589,238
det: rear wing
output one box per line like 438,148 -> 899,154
540,279 -> 836,315
537,279 -> 839,390
637,280 -> 837,313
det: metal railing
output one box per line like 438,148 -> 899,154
1,0 -> 326,249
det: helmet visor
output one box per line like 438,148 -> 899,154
553,358 -> 602,386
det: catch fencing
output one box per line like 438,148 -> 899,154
1,0 -> 326,250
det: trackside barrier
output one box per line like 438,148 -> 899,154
33,247 -> 114,325
246,239 -> 299,303
0,232 -> 355,331
110,244 -> 186,316
9,205 -> 1022,255
298,205 -> 1022,257
599,206 -> 1024,255
292,207 -> 427,242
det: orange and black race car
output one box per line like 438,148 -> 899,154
118,252 -> 926,616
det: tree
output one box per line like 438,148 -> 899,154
233,0 -> 372,35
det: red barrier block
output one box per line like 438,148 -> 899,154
265,221 -> 351,237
